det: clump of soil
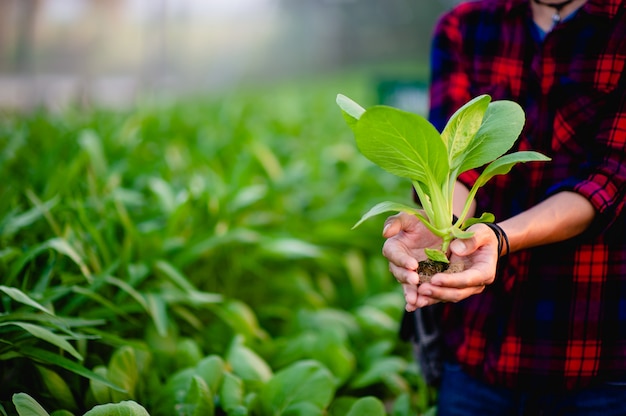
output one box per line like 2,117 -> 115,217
418,259 -> 465,284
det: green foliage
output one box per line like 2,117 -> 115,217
258,360 -> 336,414
12,393 -> 50,416
337,93 -> 550,262
0,73 -> 435,415
82,401 -> 150,416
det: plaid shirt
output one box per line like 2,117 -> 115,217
429,0 -> 626,390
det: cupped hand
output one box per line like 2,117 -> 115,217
381,212 -> 443,311
382,214 -> 500,311
414,223 -> 500,308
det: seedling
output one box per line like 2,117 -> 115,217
337,93 -> 550,265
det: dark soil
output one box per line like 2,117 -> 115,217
418,259 -> 464,284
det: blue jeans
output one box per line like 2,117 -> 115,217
437,362 -> 626,416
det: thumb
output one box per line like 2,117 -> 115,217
449,224 -> 486,256
382,212 -> 409,237
450,224 -> 495,256
449,238 -> 470,256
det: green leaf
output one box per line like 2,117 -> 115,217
161,368 -> 197,411
83,400 -> 150,416
450,227 -> 475,239
196,355 -> 226,394
230,184 -> 268,212
390,393 -> 413,416
144,293 -> 168,337
12,393 -> 50,416
443,94 -> 491,169
104,275 -> 149,311
336,94 -> 365,125
314,338 -> 355,385
78,129 -> 108,178
345,396 -> 386,416
259,360 -> 335,414
180,376 -> 214,416
149,177 -> 177,214
160,361 -> 220,415
50,411 -> 75,416
89,366 -> 112,404
456,100 -> 526,174
354,105 -> 448,184
273,330 -> 356,385
154,260 -> 196,293
213,300 -> 267,343
260,237 -> 324,259
8,238 -> 93,285
354,306 -> 399,334
352,201 -> 423,229
176,338 -> 203,369
350,357 -> 406,389
424,248 -> 449,264
0,322 -> 82,360
282,402 -> 324,415
0,196 -> 58,238
381,371 -> 411,395
0,286 -> 53,315
46,238 -> 92,282
461,212 -> 495,229
108,346 -> 138,402
71,286 -> 137,325
226,337 -> 272,383
36,366 -> 79,412
219,372 -> 245,412
473,151 -> 551,190
18,346 -> 125,392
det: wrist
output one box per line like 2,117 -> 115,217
484,222 -> 510,270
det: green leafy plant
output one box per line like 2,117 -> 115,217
337,93 -> 550,264
12,393 -> 150,416
1,74 -> 437,415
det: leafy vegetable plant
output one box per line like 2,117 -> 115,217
337,93 -> 550,264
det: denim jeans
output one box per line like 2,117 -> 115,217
437,362 -> 626,416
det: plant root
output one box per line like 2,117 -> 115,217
418,259 -> 465,284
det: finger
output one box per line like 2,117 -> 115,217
422,261 -> 495,292
418,282 -> 487,305
382,239 -> 419,272
407,293 -> 441,310
429,264 -> 495,289
419,264 -> 493,300
404,287 -> 439,311
382,212 -> 410,238
403,283 -> 419,306
389,262 -> 420,285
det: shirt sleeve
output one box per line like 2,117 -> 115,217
548,90 -> 626,232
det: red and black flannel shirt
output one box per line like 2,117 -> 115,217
428,0 -> 626,390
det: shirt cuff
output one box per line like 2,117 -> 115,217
547,176 -> 619,235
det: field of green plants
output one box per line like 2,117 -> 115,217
0,69 -> 436,415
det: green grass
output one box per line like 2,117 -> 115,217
0,65 -> 436,416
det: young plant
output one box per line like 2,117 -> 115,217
337,93 -> 550,265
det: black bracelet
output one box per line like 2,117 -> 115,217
483,222 -> 510,273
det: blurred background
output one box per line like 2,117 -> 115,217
0,0 -> 457,111
0,2 -> 466,412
